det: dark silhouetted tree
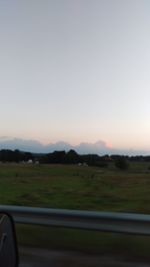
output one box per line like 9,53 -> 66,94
115,157 -> 129,170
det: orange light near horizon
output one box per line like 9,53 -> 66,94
106,142 -> 113,149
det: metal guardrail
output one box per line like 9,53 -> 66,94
0,205 -> 150,235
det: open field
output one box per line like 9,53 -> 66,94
0,162 -> 150,213
1,162 -> 150,261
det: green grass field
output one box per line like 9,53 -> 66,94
0,162 -> 150,213
1,162 -> 150,259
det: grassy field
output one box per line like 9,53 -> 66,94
0,162 -> 150,213
1,162 -> 150,260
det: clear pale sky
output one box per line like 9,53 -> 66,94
0,0 -> 150,151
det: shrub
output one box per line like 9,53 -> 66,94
115,157 -> 129,170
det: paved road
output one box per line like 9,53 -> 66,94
19,247 -> 150,267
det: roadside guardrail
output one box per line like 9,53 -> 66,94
0,205 -> 150,235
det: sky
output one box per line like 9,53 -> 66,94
0,0 -> 150,152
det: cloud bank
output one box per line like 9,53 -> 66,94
0,137 -> 149,156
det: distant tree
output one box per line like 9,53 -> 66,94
14,149 -> 21,162
115,157 -> 129,170
0,149 -> 14,162
23,152 -> 33,161
47,151 -> 66,163
66,150 -> 79,164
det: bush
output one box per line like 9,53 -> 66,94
115,157 -> 129,170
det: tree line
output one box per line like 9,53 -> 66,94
0,149 -> 150,169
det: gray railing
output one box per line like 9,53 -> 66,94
0,205 -> 150,235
